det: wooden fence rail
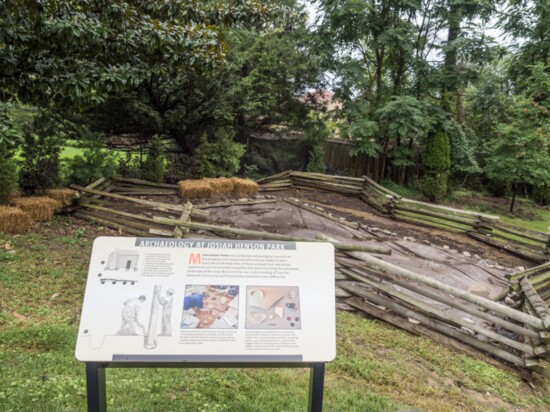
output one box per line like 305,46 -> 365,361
258,171 -> 550,264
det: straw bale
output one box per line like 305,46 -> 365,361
203,178 -> 235,194
178,180 -> 214,199
46,188 -> 78,203
11,196 -> 63,222
0,206 -> 31,234
231,178 -> 259,195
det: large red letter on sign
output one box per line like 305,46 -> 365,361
188,253 -> 201,265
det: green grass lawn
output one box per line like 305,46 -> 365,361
14,142 -> 127,162
0,217 -> 548,411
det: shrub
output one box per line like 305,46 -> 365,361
141,135 -> 166,182
0,142 -> 17,204
194,128 -> 245,178
421,128 -> 450,201
116,152 -> 142,179
18,114 -> 61,194
64,130 -> 117,186
306,143 -> 326,173
420,173 -> 448,202
165,153 -> 195,183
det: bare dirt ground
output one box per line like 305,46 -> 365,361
196,189 -> 528,303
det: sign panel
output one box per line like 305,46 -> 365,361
75,237 -> 336,363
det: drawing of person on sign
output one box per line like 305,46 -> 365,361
117,295 -> 146,335
157,288 -> 174,336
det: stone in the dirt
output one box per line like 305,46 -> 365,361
515,266 -> 526,272
422,240 -> 431,245
407,318 -> 420,324
50,293 -> 60,300
473,254 -> 481,259
238,198 -> 249,202
408,236 -> 416,242
504,296 -> 515,306
7,250 -> 16,254
495,264 -> 505,270
462,251 -> 471,257
443,245 -> 450,249
316,206 -> 324,211
391,232 -> 397,236
255,195 -> 265,199
12,311 -> 28,321
382,229 -> 392,235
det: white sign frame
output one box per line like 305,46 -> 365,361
76,237 -> 336,364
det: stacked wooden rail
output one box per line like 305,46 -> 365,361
257,171 -> 550,263
322,233 -> 550,377
70,177 -> 206,237
508,262 -> 550,305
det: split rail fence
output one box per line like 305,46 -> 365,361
68,174 -> 550,376
257,171 -> 550,264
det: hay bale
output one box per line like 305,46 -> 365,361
0,206 -> 31,234
10,196 -> 62,222
46,188 -> 78,203
231,178 -> 259,195
204,178 -> 235,194
178,180 -> 214,199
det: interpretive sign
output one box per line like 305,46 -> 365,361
76,237 -> 336,364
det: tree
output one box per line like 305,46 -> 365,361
485,92 -> 550,212
80,1 -> 319,156
0,0 -> 282,152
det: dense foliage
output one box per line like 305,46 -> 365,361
0,0 -> 547,207
194,128 -> 245,178
18,113 -> 61,194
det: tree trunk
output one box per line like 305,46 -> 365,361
509,182 -> 518,213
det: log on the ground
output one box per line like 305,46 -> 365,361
342,292 -> 527,367
336,259 -> 539,341
468,231 -> 547,264
520,277 -> 550,329
318,234 -> 544,330
71,184 -> 184,212
112,176 -> 178,189
284,198 -> 360,230
195,199 -> 277,209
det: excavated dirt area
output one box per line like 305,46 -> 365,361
192,189 -> 530,303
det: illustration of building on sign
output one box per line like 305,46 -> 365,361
105,250 -> 139,271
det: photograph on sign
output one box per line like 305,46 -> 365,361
181,285 -> 239,329
246,286 -> 301,329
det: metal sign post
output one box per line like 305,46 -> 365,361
85,362 -> 326,412
78,238 -> 335,412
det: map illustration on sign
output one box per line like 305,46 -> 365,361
76,237 -> 336,363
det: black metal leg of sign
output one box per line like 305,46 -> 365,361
86,363 -> 107,412
308,363 -> 325,412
